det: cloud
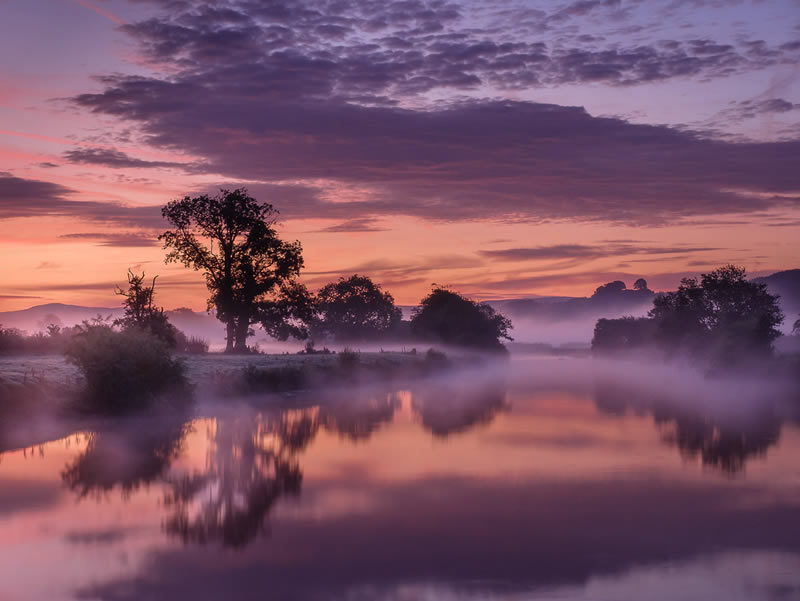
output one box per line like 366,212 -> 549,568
0,172 -> 163,228
717,97 -> 800,121
480,243 -> 721,261
314,218 -> 387,233
59,232 -> 160,247
63,147 -> 198,171
65,1 -> 800,227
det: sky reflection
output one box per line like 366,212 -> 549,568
1,357 -> 799,600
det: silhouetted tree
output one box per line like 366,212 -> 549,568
312,274 -> 402,341
592,280 -> 627,298
160,189 -> 309,353
649,265 -> 783,360
411,286 -> 512,351
633,278 -> 648,291
114,269 -> 178,347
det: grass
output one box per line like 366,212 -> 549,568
0,348 -> 468,410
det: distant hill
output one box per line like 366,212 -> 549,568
0,303 -> 121,333
753,269 -> 800,318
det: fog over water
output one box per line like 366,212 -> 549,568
1,354 -> 799,601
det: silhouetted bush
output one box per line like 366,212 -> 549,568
424,347 -> 449,366
174,329 -> 210,354
592,316 -> 657,354
242,363 -> 308,392
64,323 -> 186,411
0,323 -> 81,355
338,347 -> 360,369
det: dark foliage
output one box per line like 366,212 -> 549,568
312,274 -> 402,341
649,265 -> 783,361
160,188 -> 308,353
64,322 -> 186,411
411,287 -> 512,351
173,330 -> 210,354
592,316 -> 657,354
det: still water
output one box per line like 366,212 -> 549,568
1,356 -> 799,601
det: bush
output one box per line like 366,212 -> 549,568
338,347 -> 360,369
0,323 -> 81,355
241,363 -> 308,392
174,329 -> 210,354
64,323 -> 186,411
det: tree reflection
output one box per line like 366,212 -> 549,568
411,378 -> 508,437
56,375 -> 509,548
594,381 -> 783,475
162,413 -> 305,548
319,391 -> 401,441
654,410 -> 781,475
61,414 -> 189,498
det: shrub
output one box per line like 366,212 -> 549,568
241,363 -> 308,392
174,329 -> 210,354
338,347 -> 360,369
64,323 -> 186,411
424,348 -> 449,364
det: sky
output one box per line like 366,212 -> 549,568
0,0 -> 798,311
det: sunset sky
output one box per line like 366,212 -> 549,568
1,0 -> 798,311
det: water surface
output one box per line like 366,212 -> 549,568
1,356 -> 799,601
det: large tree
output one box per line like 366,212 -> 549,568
312,274 -> 401,341
160,189 -> 311,353
649,264 -> 783,359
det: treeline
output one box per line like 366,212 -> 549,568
157,188 -> 512,353
592,265 -> 795,365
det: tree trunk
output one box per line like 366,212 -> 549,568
233,317 -> 250,353
225,320 -> 235,353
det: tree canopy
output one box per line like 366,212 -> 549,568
410,286 -> 512,351
312,274 -> 402,341
649,265 -> 783,359
160,189 -> 311,353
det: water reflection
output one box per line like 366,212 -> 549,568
411,378 -> 508,437
594,380 -> 786,475
3,358 -> 800,601
61,414 -> 189,498
655,411 -> 782,475
163,413 -> 303,548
